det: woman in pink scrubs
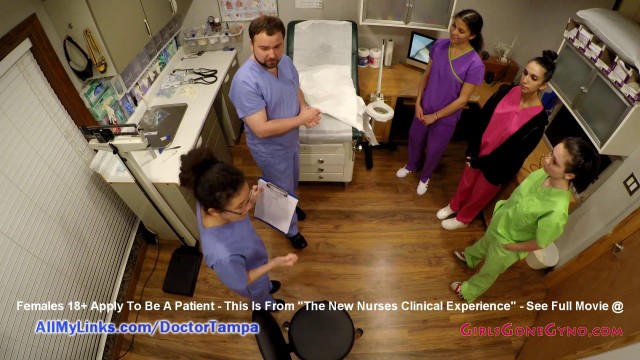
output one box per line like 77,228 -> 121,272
437,50 -> 558,230
397,9 -> 485,196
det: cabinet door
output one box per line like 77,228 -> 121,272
362,0 -> 408,25
140,0 -> 175,35
87,0 -> 151,73
575,72 -> 632,148
408,0 -> 454,30
174,0 -> 193,23
550,43 -> 593,106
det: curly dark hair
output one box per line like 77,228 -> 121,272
179,147 -> 245,211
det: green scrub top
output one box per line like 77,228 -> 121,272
489,169 -> 571,256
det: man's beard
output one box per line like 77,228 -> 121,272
254,53 -> 280,69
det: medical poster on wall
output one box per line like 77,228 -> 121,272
218,0 -> 278,22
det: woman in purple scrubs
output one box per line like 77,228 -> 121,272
397,9 -> 486,196
179,146 -> 298,311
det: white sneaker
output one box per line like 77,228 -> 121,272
451,282 -> 464,300
442,217 -> 468,230
416,180 -> 429,195
396,166 -> 412,178
436,204 -> 456,220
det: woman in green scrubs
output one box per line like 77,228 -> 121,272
451,137 -> 600,303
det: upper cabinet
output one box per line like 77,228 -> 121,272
44,0 -> 179,76
549,14 -> 640,156
359,0 -> 456,31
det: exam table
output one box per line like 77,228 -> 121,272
286,20 -> 372,184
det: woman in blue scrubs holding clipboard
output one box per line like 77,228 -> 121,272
179,147 -> 298,310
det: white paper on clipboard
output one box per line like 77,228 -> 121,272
254,178 -> 298,233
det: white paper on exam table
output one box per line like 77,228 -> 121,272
254,178 -> 298,234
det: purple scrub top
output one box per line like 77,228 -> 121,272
230,54 -> 300,155
197,204 -> 272,302
421,39 -> 485,125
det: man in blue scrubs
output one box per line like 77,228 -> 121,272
230,15 -> 321,249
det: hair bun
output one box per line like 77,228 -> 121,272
542,50 -> 558,63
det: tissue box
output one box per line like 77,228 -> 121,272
563,19 -> 580,42
82,79 -> 108,107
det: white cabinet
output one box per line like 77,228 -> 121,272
299,143 -> 355,183
43,0 -> 178,75
359,0 -> 456,31
550,40 -> 639,156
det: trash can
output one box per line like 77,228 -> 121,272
526,243 -> 559,269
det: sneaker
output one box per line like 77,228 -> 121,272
396,166 -> 413,178
454,251 -> 466,263
442,217 -> 468,230
436,204 -> 456,220
417,180 -> 429,195
269,280 -> 281,294
295,206 -> 306,221
286,232 -> 308,249
450,282 -> 464,300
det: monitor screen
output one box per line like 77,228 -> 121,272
406,31 -> 437,70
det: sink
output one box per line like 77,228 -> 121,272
139,103 -> 188,148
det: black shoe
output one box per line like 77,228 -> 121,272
268,299 -> 286,312
269,280 -> 281,294
295,206 -> 306,221
286,232 -> 308,249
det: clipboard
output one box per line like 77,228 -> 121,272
254,178 -> 298,234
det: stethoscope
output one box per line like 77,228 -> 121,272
172,68 -> 218,85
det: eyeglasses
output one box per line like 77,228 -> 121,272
222,188 -> 254,216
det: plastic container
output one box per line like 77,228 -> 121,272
357,48 -> 370,67
182,23 -> 243,53
526,243 -> 559,269
369,48 -> 382,68
384,39 -> 394,67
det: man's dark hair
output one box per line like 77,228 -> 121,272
249,15 -> 286,41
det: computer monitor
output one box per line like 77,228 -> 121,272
406,31 -> 437,70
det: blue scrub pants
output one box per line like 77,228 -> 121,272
251,147 -> 300,237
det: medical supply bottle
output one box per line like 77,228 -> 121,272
369,48 -> 382,68
358,48 -> 370,67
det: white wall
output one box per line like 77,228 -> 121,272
183,0 -> 615,67
0,0 -> 84,89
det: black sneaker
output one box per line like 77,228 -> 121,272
286,232 -> 308,249
269,280 -> 281,294
295,206 -> 306,221
268,299 -> 286,312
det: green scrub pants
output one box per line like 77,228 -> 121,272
460,231 -> 521,303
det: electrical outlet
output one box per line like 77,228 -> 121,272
623,173 -> 638,196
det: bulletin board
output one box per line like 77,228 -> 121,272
218,0 -> 278,22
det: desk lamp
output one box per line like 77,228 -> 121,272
82,124 -> 202,296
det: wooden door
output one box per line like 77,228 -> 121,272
518,225 -> 640,359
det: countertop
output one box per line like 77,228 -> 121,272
98,48 -> 238,184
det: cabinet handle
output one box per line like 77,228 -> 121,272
317,158 -> 324,164
318,175 -> 324,180
143,19 -> 151,37
317,168 -> 324,172
580,86 -> 588,93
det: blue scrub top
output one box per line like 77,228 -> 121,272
230,54 -> 300,154
197,204 -> 271,300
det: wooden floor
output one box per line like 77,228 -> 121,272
119,140 -> 548,359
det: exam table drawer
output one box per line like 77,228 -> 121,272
299,153 -> 344,165
300,144 -> 345,154
300,164 -> 344,173
299,172 -> 346,182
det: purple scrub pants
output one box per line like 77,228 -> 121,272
406,116 -> 457,182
